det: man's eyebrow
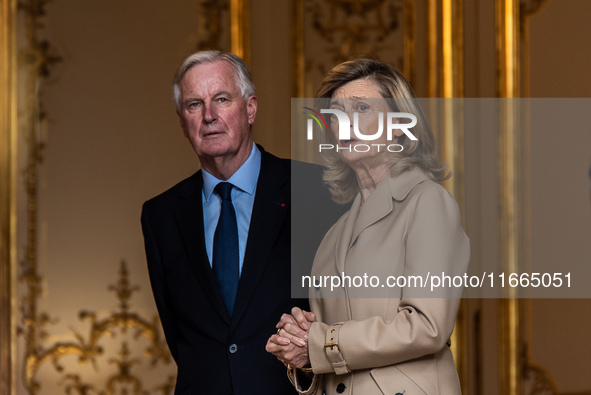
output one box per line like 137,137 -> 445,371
183,96 -> 202,105
183,90 -> 236,105
213,90 -> 234,98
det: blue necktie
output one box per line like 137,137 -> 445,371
213,182 -> 239,315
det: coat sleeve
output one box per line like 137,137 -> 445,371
141,202 -> 179,362
307,186 -> 470,374
286,366 -> 323,395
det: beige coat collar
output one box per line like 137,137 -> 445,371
333,168 -> 430,272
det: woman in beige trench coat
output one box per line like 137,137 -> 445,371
266,58 -> 470,395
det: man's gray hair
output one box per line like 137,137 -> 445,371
173,50 -> 255,111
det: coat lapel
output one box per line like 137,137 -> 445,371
333,195 -> 360,273
230,150 -> 290,329
350,181 -> 394,248
388,168 -> 430,201
174,172 -> 231,324
349,168 -> 430,250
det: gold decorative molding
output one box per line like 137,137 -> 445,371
499,297 -> 524,395
13,1 -> 175,393
518,0 -> 549,99
310,0 -> 403,60
19,261 -> 173,394
494,3 -> 585,395
439,0 -> 465,198
423,4 -> 467,388
15,2 -> 61,392
426,0 -> 464,99
196,0 -> 230,51
496,1 -> 523,395
517,4 -> 585,395
496,0 -> 520,98
195,0 -> 251,66
441,0 -> 463,99
402,0 -> 415,87
292,0 -> 407,98
426,0 -> 437,98
1,0 -> 18,393
435,1 -> 467,391
291,0 -> 410,162
524,363 -> 558,395
230,0 -> 250,66
520,0 -> 550,18
524,362 -> 591,395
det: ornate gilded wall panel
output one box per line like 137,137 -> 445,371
496,0 -> 523,394
291,0 -> 417,164
11,1 -> 172,394
1,0 -> 18,393
292,0 -> 410,98
8,1 -> 253,393
520,2 -> 591,395
196,0 -> 230,51
195,0 -> 250,64
20,261 -> 173,394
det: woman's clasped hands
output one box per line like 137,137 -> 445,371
265,307 -> 316,370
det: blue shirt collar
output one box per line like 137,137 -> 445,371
202,143 -> 261,202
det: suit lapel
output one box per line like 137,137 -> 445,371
230,150 -> 289,329
174,172 -> 231,324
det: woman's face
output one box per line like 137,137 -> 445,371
329,78 -> 394,169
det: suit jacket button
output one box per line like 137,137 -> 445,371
336,383 -> 346,393
229,344 -> 238,353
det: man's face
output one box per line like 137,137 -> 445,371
177,60 -> 257,166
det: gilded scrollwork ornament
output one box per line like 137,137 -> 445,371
520,0 -> 551,18
308,0 -> 402,61
16,0 -> 174,392
524,363 -> 558,395
294,0 -> 407,98
196,0 -> 231,51
20,261 -> 173,394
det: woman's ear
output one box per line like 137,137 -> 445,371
390,118 -> 404,140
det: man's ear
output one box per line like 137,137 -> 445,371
246,96 -> 258,125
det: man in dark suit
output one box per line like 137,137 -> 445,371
141,50 -> 342,394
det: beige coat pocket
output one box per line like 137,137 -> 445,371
370,365 -> 428,395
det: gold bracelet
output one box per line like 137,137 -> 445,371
287,364 -> 313,373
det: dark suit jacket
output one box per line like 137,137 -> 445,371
141,147 -> 344,394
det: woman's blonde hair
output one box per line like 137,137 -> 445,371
316,58 -> 449,204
